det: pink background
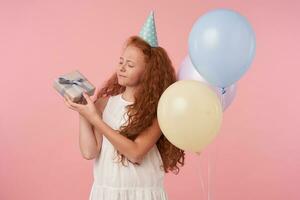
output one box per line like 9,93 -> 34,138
1,0 -> 299,199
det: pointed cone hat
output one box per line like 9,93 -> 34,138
139,10 -> 158,47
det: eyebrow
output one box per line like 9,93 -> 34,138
120,57 -> 135,64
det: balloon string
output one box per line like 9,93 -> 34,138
208,147 -> 212,200
197,155 -> 206,200
220,87 -> 225,109
208,152 -> 210,200
209,135 -> 219,200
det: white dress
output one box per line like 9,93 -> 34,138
89,93 -> 168,200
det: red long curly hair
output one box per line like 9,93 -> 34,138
96,35 -> 185,174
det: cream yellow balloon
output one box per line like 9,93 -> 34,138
157,80 -> 223,153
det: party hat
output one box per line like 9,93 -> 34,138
139,10 -> 158,47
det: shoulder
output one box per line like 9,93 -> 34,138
94,96 -> 110,113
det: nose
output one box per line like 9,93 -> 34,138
120,65 -> 126,72
120,63 -> 127,72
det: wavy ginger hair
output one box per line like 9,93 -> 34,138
96,35 -> 185,174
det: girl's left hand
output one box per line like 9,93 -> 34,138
63,92 -> 100,123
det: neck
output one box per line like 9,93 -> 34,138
122,86 -> 137,102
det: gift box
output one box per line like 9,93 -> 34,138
53,70 -> 96,104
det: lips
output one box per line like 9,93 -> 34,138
118,74 -> 127,78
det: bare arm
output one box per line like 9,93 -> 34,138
78,96 -> 109,160
90,116 -> 162,164
79,114 -> 101,160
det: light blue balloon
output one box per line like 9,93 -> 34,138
188,8 -> 256,87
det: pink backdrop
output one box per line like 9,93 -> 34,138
1,0 -> 299,199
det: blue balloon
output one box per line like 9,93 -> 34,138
188,8 -> 256,87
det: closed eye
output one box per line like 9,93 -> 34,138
119,61 -> 134,68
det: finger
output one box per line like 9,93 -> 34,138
64,96 -> 74,109
63,95 -> 70,105
82,92 -> 92,103
65,96 -> 79,108
91,87 -> 99,102
90,95 -> 97,103
64,95 -> 79,110
64,99 -> 75,110
66,104 -> 77,111
63,97 -> 70,107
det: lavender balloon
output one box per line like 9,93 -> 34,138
177,55 -> 237,111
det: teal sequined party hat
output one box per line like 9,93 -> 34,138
139,10 -> 158,47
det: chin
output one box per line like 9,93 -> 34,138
117,79 -> 126,86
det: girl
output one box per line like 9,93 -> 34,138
64,35 -> 185,199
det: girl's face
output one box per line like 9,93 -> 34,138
117,45 -> 146,87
